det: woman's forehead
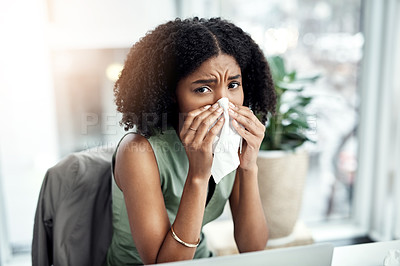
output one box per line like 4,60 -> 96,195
189,54 -> 241,78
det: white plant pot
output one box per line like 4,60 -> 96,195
257,148 -> 309,247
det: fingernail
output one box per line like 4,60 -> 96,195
203,105 -> 211,110
229,108 -> 236,116
233,119 -> 238,126
217,107 -> 223,113
229,102 -> 235,108
211,103 -> 219,109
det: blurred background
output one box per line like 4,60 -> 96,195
0,0 -> 399,265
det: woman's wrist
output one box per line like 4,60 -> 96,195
186,171 -> 210,186
238,164 -> 258,175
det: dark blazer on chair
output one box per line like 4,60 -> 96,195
32,145 -> 114,266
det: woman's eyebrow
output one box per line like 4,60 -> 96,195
228,74 -> 241,80
192,78 -> 217,84
192,74 -> 241,84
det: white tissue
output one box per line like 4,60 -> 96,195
211,97 -> 242,184
384,250 -> 400,266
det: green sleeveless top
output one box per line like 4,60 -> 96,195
106,129 -> 236,265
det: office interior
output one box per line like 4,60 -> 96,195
0,0 -> 399,265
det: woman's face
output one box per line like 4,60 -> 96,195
176,54 -> 244,115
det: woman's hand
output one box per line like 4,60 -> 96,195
228,103 -> 265,170
179,103 -> 225,179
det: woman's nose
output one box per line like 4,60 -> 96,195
213,86 -> 229,102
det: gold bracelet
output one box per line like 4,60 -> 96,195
170,225 -> 200,248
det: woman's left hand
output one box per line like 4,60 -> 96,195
228,103 -> 265,170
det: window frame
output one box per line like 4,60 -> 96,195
327,0 -> 400,242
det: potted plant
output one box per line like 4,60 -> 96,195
257,55 -> 320,247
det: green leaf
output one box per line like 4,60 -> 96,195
281,124 -> 300,133
288,117 -> 309,128
276,81 -> 304,91
267,56 -> 286,81
284,131 -> 309,141
299,97 -> 313,106
286,106 -> 307,116
283,96 -> 313,108
295,74 -> 321,83
280,140 -> 303,150
284,71 -> 297,82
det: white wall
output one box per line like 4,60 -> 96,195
0,0 -> 59,248
48,0 -> 176,49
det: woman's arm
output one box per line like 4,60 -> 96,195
116,134 -> 208,264
229,167 -> 268,253
228,103 -> 269,252
115,104 -> 224,264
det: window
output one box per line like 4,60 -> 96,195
214,0 -> 363,224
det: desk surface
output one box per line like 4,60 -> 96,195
331,240 -> 400,266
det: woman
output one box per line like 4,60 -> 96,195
107,17 -> 276,265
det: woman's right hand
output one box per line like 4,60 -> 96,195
179,102 -> 225,180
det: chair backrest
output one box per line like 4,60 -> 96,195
32,145 -> 115,266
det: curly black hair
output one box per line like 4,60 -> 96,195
115,17 -> 276,137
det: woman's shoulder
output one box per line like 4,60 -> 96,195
114,130 -> 183,182
114,133 -> 159,188
116,133 -> 155,163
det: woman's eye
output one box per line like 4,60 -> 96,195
229,82 -> 240,89
194,86 -> 211,94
